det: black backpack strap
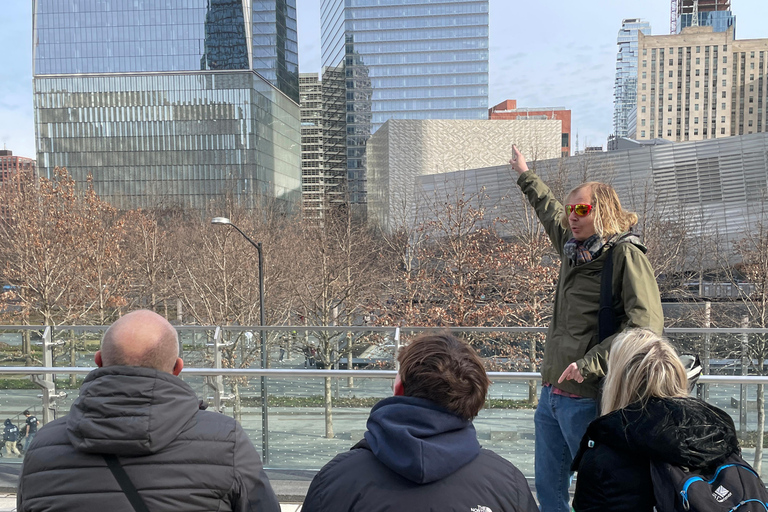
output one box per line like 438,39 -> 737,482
598,244 -> 618,342
103,454 -> 151,512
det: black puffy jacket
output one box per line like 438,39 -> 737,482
303,396 -> 538,512
572,397 -> 740,511
17,366 -> 280,512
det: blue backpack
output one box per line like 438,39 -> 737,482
651,453 -> 768,511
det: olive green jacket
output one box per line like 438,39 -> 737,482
517,171 -> 664,398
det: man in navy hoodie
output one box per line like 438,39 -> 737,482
302,332 -> 538,512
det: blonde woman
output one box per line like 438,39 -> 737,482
511,147 -> 664,512
571,329 -> 739,511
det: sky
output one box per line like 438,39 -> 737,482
1,0 -> 766,159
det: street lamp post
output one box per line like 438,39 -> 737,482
211,217 -> 269,464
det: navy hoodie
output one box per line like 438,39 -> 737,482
302,396 -> 538,512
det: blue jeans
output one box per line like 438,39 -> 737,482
534,385 -> 597,512
23,432 -> 35,452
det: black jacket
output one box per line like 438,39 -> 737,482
303,396 -> 538,512
3,420 -> 18,443
572,397 -> 740,511
17,366 -> 280,512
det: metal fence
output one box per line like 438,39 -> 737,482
1,325 -> 768,471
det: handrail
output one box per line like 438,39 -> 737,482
3,325 -> 768,334
4,366 -> 768,384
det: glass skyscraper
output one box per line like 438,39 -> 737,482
676,0 -> 735,35
33,0 -> 300,209
613,18 -> 652,140
320,0 -> 489,206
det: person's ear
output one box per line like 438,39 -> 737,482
393,373 -> 404,396
172,358 -> 184,376
95,351 -> 103,368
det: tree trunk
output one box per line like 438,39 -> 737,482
324,376 -> 334,439
347,339 -> 354,388
232,381 -> 242,423
69,329 -> 77,387
755,383 -> 765,475
528,336 -> 538,406
23,330 -> 31,366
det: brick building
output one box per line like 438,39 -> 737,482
0,150 -> 36,186
489,100 -> 571,157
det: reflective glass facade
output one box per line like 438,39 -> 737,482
32,0 -> 300,209
678,11 -> 736,35
613,19 -> 651,139
34,73 -> 301,209
321,0 -> 489,205
33,0 -> 298,101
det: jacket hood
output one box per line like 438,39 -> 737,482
586,397 -> 738,469
67,366 -> 200,456
364,396 -> 480,484
4,419 -> 11,426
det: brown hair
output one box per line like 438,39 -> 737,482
397,331 -> 490,420
560,182 -> 639,237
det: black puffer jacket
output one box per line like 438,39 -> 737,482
572,397 -> 740,511
303,396 -> 538,512
18,366 -> 280,512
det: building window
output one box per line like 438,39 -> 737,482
723,56 -> 727,63
721,127 -> 726,134
749,96 -> 754,103
669,93 -> 673,100
749,107 -> 754,114
642,95 -> 647,102
721,116 -> 726,122
643,60 -> 647,67
750,85 -> 755,92
696,46 -> 701,53
694,117 -> 699,124
641,119 -> 646,126
667,118 -> 672,125
722,103 -> 726,109
694,129 -> 699,135
669,70 -> 673,77
642,83 -> 646,90
668,105 -> 673,112
722,68 -> 727,75
722,91 -> 727,98
750,74 -> 755,81
641,130 -> 646,137
751,62 -> 755,69
695,92 -> 700,99
696,57 -> 701,64
695,81 -> 700,87
695,104 -> 699,110
667,130 -> 672,136
695,69 -> 700,76
749,120 -> 754,126
641,106 -> 646,113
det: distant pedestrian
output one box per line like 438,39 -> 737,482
22,411 -> 38,452
3,419 -> 21,457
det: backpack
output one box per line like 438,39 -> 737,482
651,453 -> 768,511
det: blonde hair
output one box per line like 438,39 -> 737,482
560,182 -> 639,237
601,329 -> 688,415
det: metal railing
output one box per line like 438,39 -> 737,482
2,324 -> 768,468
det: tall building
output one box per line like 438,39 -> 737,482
489,100 -> 571,157
367,119 -> 561,231
299,69 -> 347,220
634,26 -> 768,143
32,0 -> 301,210
675,0 -> 735,35
0,150 -> 36,186
614,19 -> 652,141
321,0 -> 490,207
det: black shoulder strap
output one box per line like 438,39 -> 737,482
103,454 -> 151,512
598,244 -> 618,342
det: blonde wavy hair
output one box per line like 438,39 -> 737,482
560,182 -> 639,237
601,329 -> 688,415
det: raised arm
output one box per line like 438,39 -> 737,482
511,145 -> 569,256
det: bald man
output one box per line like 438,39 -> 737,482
17,310 -> 280,512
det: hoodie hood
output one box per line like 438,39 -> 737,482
611,231 -> 646,253
4,419 -> 11,427
363,396 -> 480,484
67,366 -> 200,456
586,397 -> 738,469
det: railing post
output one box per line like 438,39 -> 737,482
702,301 -> 711,401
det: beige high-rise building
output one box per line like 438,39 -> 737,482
634,26 -> 767,143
